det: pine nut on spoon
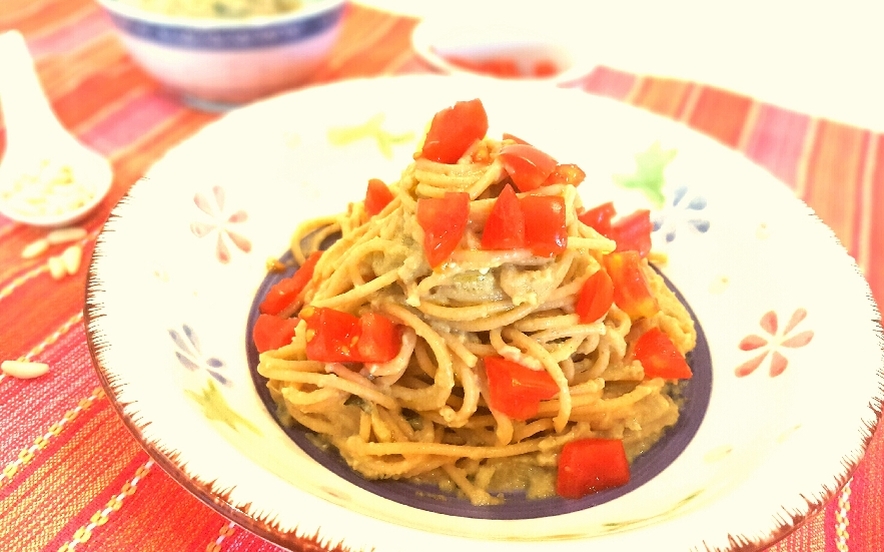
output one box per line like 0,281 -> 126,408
0,30 -> 112,227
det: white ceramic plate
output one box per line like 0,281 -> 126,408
85,75 -> 883,552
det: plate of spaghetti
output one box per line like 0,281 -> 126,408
85,75 -> 883,552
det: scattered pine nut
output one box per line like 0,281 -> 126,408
1,360 -> 50,379
61,244 -> 82,274
48,255 -> 67,280
46,226 -> 87,245
21,238 -> 49,259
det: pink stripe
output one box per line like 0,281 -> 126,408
27,9 -> 113,58
80,91 -> 184,156
570,65 -> 636,101
743,104 -> 810,189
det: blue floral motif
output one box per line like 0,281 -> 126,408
168,324 -> 230,386
652,185 -> 710,243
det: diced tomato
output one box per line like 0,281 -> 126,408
259,251 -> 322,315
544,163 -> 586,187
416,192 -> 470,267
355,312 -> 402,363
521,195 -> 567,257
252,313 -> 299,353
556,438 -> 630,499
603,251 -> 660,320
532,59 -> 560,78
364,178 -> 394,217
499,144 -> 558,192
480,184 -> 525,250
441,55 -> 559,79
575,269 -> 614,323
303,307 -> 361,363
484,356 -> 559,420
303,307 -> 402,364
420,99 -> 489,164
578,201 -> 616,235
609,209 -> 652,258
633,327 -> 693,379
501,132 -> 529,145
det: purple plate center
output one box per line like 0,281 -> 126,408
247,253 -> 712,519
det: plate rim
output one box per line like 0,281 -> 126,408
84,73 -> 884,552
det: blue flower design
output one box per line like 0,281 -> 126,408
653,186 -> 710,243
168,324 -> 230,386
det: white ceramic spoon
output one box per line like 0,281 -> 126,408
0,30 -> 112,227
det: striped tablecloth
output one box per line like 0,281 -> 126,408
1,1 -> 881,550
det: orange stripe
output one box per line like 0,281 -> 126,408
866,135 -> 884,305
84,467 -> 233,552
802,119 -> 868,250
0,402 -> 142,548
769,508 -> 830,551
629,77 -> 693,119
56,460 -> 156,551
1,0 -> 92,36
686,86 -> 754,148
56,62 -> 162,136
36,33 -> 129,102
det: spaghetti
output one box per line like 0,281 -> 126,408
255,99 -> 696,505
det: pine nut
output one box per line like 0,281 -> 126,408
48,255 -> 67,279
61,244 -> 82,274
47,226 -> 87,245
21,238 -> 49,259
1,360 -> 50,379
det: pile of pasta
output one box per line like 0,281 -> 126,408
254,99 -> 696,505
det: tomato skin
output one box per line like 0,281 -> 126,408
480,184 -> 525,250
544,163 -> 586,187
521,195 -> 567,257
484,356 -> 559,420
355,312 -> 401,363
303,307 -> 361,363
532,59 -> 559,77
259,251 -> 322,315
500,144 -> 558,192
556,439 -> 630,499
364,178 -> 394,217
633,327 -> 693,379
416,192 -> 470,267
575,269 -> 614,323
252,313 -> 299,353
609,209 -> 652,258
578,201 -> 616,235
603,251 -> 660,320
303,307 -> 402,364
420,99 -> 489,164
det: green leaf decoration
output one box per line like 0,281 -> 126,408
186,379 -> 260,435
328,113 -> 414,159
613,142 -> 677,208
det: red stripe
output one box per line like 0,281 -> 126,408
80,91 -> 185,156
84,467 -> 233,552
743,104 -> 811,188
574,65 -> 636,101
629,77 -> 693,119
0,324 -> 101,460
802,120 -> 867,253
27,8 -> 110,57
686,86 -> 753,148
866,137 -> 884,306
848,425 -> 884,552
39,452 -> 153,551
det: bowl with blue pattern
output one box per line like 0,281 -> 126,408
97,0 -> 346,109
